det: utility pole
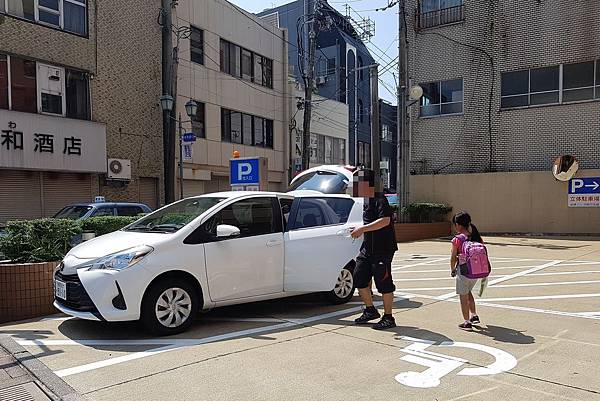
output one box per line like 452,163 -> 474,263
161,0 -> 175,204
369,65 -> 381,191
301,0 -> 319,170
397,0 -> 410,222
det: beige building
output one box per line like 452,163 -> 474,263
173,0 -> 290,196
0,0 -> 164,223
290,85 -> 348,175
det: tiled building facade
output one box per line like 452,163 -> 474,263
407,0 -> 600,175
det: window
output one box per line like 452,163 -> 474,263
0,55 -> 7,109
261,57 -> 273,88
310,133 -> 319,163
381,124 -> 393,142
10,56 -> 37,113
279,198 -> 293,229
38,63 -> 64,115
53,205 -> 92,219
66,69 -> 89,119
5,0 -> 87,35
357,56 -> 363,81
333,137 -> 346,165
357,141 -> 371,167
358,99 -> 364,123
420,78 -> 463,117
288,171 -> 349,194
221,108 -> 273,148
417,0 -> 464,29
563,61 -> 595,102
220,39 -> 230,75
254,54 -> 263,86
290,197 -> 354,229
327,58 -> 336,75
116,206 -> 144,217
241,48 -> 253,81
91,206 -> 114,217
190,26 -> 204,65
191,101 -> 205,138
324,136 -> 333,164
207,197 -> 276,238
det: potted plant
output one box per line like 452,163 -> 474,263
393,203 -> 453,242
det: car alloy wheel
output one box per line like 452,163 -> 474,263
155,287 -> 192,328
333,268 -> 354,299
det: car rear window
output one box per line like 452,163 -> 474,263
53,206 -> 92,219
116,206 -> 144,216
288,171 -> 349,194
290,197 -> 354,229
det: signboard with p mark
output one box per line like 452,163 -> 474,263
229,157 -> 268,191
568,177 -> 600,207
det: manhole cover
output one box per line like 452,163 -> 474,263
0,382 -> 52,401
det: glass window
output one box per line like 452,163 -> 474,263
420,79 -> 463,116
53,205 -> 92,219
501,70 -> 528,96
8,0 -> 35,21
220,39 -> 230,74
254,54 -> 263,85
66,69 -> 89,120
317,134 -> 325,163
530,66 -> 559,93
242,113 -> 253,145
501,65 -> 559,108
0,55 -> 8,110
190,26 -> 204,65
0,0 -> 4,12
327,58 -> 336,75
441,79 -> 463,103
10,57 -> 37,113
358,99 -> 364,123
230,43 -> 241,78
126,197 -> 225,233
262,57 -> 273,88
64,0 -> 87,35
324,136 -> 333,164
241,48 -> 252,81
310,133 -> 318,163
292,199 -> 326,229
279,198 -> 293,229
230,111 -> 242,144
116,206 -> 144,217
221,108 -> 231,142
206,197 -> 276,238
563,61 -> 595,102
420,81 -> 440,116
357,56 -> 363,81
321,197 -> 353,224
253,116 -> 264,146
265,119 -> 273,148
41,93 -> 62,114
92,206 -> 114,217
191,101 -> 205,138
288,171 -> 349,194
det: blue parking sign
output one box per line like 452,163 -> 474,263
230,158 -> 260,185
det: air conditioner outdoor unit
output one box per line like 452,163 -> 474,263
107,158 -> 131,181
316,76 -> 327,85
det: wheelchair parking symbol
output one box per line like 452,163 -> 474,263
395,336 -> 517,388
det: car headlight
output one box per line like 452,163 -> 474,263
88,245 -> 153,271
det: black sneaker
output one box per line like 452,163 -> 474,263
372,315 -> 396,330
469,315 -> 480,324
354,308 -> 381,324
458,321 -> 473,330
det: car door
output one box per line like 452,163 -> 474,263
283,196 -> 362,292
203,196 -> 284,301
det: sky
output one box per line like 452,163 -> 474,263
228,0 -> 399,104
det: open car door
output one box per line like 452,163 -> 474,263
283,196 -> 363,292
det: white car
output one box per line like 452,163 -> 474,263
54,191 -> 363,335
288,165 -> 355,194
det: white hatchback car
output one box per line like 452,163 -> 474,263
54,191 -> 363,335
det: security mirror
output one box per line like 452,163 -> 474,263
552,155 -> 579,181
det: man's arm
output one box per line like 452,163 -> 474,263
350,217 -> 390,238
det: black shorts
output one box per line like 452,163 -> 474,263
354,253 -> 396,294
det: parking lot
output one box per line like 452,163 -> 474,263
2,236 -> 600,401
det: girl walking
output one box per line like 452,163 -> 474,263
450,212 -> 484,330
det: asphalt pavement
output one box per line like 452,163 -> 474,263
1,236 -> 600,401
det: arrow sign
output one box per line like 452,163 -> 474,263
569,177 -> 600,194
182,132 -> 196,142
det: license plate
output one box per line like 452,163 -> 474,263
55,279 -> 67,300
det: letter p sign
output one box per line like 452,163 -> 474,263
238,162 -> 252,181
571,179 -> 584,194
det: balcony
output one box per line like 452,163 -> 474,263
415,4 -> 465,30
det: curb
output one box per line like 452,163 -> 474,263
0,335 -> 87,401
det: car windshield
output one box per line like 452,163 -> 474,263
124,197 -> 226,233
53,206 -> 93,220
288,171 -> 349,194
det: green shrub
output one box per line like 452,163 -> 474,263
0,219 -> 82,263
81,216 -> 140,236
400,203 -> 453,223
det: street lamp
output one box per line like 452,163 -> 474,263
160,95 -> 198,200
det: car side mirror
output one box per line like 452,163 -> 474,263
216,224 -> 241,238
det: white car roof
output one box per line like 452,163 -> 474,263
290,165 -> 354,183
188,190 -> 353,200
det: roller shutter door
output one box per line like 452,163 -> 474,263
183,180 -> 204,198
0,170 -> 42,223
42,172 -> 93,217
139,177 -> 158,209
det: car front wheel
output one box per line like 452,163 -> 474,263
141,278 -> 198,335
326,265 -> 355,304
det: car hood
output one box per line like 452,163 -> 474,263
68,230 -> 171,259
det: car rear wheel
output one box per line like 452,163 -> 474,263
326,265 -> 355,304
141,278 -> 198,335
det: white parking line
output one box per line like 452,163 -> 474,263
49,301 -> 388,378
396,279 -> 600,292
391,257 -> 448,271
202,317 -> 285,323
481,293 -> 600,302
578,312 -> 600,316
436,260 -> 562,300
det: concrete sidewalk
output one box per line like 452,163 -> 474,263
0,335 -> 86,401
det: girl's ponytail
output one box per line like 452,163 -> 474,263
470,223 -> 483,243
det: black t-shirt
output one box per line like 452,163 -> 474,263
361,194 -> 398,255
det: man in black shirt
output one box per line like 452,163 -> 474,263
350,169 -> 398,330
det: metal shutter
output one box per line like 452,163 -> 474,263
41,172 -> 93,217
139,177 -> 158,209
0,170 -> 42,223
183,180 -> 204,198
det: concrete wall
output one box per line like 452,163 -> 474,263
411,170 -> 600,234
175,0 -> 289,193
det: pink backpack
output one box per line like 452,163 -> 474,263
456,234 -> 491,279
